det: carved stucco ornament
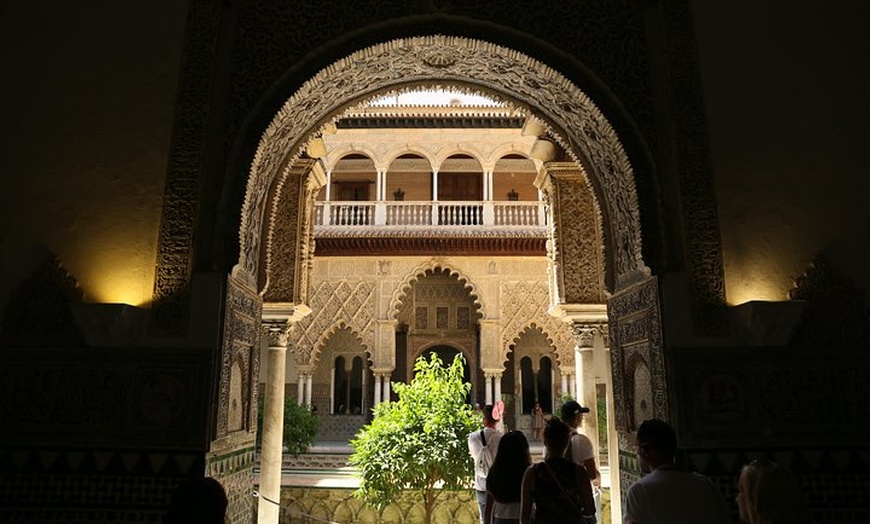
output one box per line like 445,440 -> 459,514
238,35 -> 648,292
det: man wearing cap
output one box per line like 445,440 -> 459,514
468,404 -> 502,524
559,400 -> 599,483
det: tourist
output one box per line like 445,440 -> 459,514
737,458 -> 810,524
557,400 -> 599,482
531,402 -> 544,442
558,400 -> 601,519
485,430 -> 532,524
163,476 -> 228,524
623,419 -> 730,524
469,404 -> 503,524
520,417 -> 596,524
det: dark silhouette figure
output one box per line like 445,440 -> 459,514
163,476 -> 228,524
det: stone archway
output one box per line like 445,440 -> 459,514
237,35 -> 648,293
249,35 -> 662,524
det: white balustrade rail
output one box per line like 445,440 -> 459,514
315,201 -> 546,228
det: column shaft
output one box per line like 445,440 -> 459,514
374,374 -> 382,406
305,374 -> 313,407
259,345 -> 286,524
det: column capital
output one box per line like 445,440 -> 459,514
572,325 -> 598,349
262,322 -> 290,348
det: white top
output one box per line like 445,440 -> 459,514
467,427 -> 502,491
623,468 -> 731,524
542,430 -> 595,464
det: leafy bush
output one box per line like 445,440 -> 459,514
349,353 -> 479,524
256,395 -> 318,456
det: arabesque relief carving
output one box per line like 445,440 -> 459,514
608,276 -> 665,434
262,159 -> 324,303
216,275 -> 262,440
500,281 -> 575,368
540,162 -> 606,303
294,280 -> 376,366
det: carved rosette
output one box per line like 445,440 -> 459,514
240,36 -> 646,291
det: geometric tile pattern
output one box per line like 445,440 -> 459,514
682,447 -> 870,524
0,447 -> 205,524
207,446 -> 257,524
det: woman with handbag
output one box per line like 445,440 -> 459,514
520,417 -> 596,524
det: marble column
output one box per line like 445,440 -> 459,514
383,375 -> 391,403
572,324 -> 599,457
601,326 -> 621,524
259,323 -> 290,524
373,374 -> 382,406
561,372 -> 569,399
305,372 -> 313,407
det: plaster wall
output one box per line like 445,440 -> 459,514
0,0 -> 188,309
692,1 -> 870,303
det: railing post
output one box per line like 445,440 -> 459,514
322,202 -> 331,225
375,201 -> 386,225
483,201 -> 494,225
431,202 -> 440,226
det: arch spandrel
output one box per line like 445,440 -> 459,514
506,323 -> 573,370
309,322 -> 371,368
499,281 -> 575,367
293,280 -> 377,366
238,35 -> 647,290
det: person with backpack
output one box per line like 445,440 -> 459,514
468,404 -> 503,524
520,417 -> 596,524
558,400 -> 599,484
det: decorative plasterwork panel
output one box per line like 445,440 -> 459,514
151,0 -> 222,335
499,281 -> 575,368
660,0 -> 728,335
294,280 -> 376,366
672,347 -> 870,448
239,36 -> 646,291
262,159 -> 322,302
607,275 -> 666,435
541,162 -> 607,302
0,347 -> 211,448
216,275 -> 262,441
